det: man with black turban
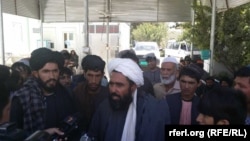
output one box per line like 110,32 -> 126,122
72,54 -> 109,138
29,48 -> 64,71
9,47 -> 76,139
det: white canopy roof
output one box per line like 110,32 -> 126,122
2,0 -> 250,22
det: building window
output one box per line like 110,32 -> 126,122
95,25 -> 119,33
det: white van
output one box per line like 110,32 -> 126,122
133,41 -> 160,59
165,41 -> 201,61
133,41 -> 160,69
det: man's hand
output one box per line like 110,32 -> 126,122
45,128 -> 64,135
44,128 -> 67,141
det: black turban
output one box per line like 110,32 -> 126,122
81,55 -> 105,72
29,48 -> 64,71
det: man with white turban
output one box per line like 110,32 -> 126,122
83,58 -> 170,141
154,56 -> 181,99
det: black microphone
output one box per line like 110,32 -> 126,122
51,112 -> 81,140
79,133 -> 95,141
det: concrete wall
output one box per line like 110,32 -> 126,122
42,22 -> 130,76
2,13 -> 41,66
42,22 -> 131,65
0,14 -> 130,75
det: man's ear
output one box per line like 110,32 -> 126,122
131,83 -> 137,92
216,119 -> 230,125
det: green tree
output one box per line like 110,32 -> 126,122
131,23 -> 167,48
181,2 -> 250,73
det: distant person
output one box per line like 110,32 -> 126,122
70,49 -> 79,69
202,76 -> 220,94
0,64 -> 24,98
59,67 -> 74,96
60,49 -> 73,67
220,76 -> 233,87
234,66 -> 250,125
84,58 -> 170,141
184,55 -> 192,66
197,87 -> 247,125
166,65 -> 202,125
143,53 -> 161,85
59,67 -> 73,88
10,48 -> 76,138
154,56 -> 181,99
179,57 -> 185,70
11,62 -> 31,84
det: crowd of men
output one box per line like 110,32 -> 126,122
0,47 -> 250,141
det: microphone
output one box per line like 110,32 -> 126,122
79,133 -> 94,141
51,112 -> 82,140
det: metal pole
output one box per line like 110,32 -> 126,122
209,0 -> 216,76
190,2 -> 195,59
84,0 -> 89,54
106,0 -> 110,63
0,0 -> 5,64
39,0 -> 44,48
106,18 -> 110,63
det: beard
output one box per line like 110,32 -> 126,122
109,89 -> 133,111
37,77 -> 57,93
160,74 -> 176,85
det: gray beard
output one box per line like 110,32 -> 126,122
160,74 -> 176,85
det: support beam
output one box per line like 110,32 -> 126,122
83,0 -> 90,54
209,0 -> 216,76
0,0 -> 5,64
39,0 -> 44,48
106,0 -> 111,63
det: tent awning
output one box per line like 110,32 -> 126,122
2,0 -> 250,22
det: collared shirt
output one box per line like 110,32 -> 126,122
179,100 -> 192,125
153,80 -> 181,99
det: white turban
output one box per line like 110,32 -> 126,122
108,58 -> 144,87
162,56 -> 178,64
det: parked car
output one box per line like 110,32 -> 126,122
133,41 -> 160,69
133,42 -> 160,58
165,41 -> 201,61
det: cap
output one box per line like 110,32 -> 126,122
144,53 -> 156,61
162,56 -> 178,64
